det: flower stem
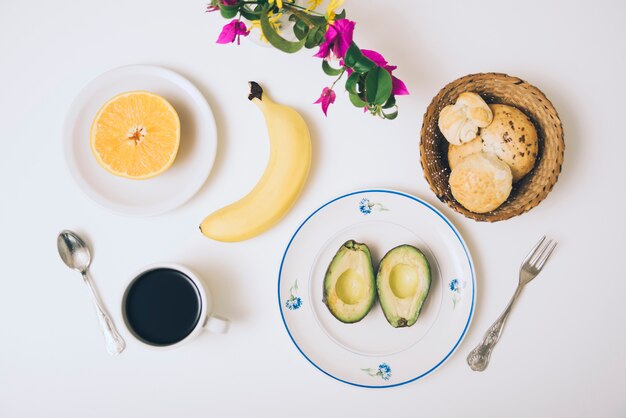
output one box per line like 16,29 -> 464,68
283,2 -> 324,15
285,6 -> 324,28
330,67 -> 346,89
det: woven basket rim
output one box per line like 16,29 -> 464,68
419,72 -> 565,222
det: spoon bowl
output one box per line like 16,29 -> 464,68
57,230 -> 92,274
56,229 -> 125,355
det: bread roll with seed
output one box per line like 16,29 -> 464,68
479,104 -> 538,181
449,153 -> 513,213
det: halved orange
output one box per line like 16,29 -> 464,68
90,91 -> 180,180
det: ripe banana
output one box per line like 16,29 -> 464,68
200,82 -> 312,242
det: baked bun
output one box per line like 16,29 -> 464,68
479,104 -> 538,181
449,153 -> 513,213
448,137 -> 482,170
438,92 -> 493,145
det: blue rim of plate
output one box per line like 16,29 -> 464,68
277,189 -> 476,388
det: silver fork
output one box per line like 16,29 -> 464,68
467,236 -> 557,371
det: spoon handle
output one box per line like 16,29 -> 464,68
82,272 -> 126,355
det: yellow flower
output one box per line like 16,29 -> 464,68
306,0 -> 323,11
268,0 -> 293,9
326,0 -> 344,24
249,12 -> 283,42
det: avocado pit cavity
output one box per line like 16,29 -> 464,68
389,264 -> 419,299
376,245 -> 431,328
336,269 -> 366,305
323,240 -> 376,323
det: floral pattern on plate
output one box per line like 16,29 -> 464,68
279,190 -> 475,388
358,197 -> 389,215
285,279 -> 302,311
361,363 -> 392,381
449,278 -> 466,309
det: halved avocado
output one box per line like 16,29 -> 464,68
323,240 -> 376,323
377,245 -> 431,327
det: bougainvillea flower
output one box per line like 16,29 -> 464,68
216,19 -> 250,45
314,19 -> 355,60
314,87 -> 336,116
361,49 -> 387,67
391,76 -> 409,96
361,49 -> 409,95
207,0 -> 238,11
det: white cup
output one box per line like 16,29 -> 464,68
122,263 -> 229,349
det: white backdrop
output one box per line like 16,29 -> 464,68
1,1 -> 625,417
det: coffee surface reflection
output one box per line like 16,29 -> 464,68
124,268 -> 202,346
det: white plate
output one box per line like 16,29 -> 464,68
63,65 -> 217,216
278,190 -> 475,388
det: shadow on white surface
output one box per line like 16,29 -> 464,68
182,257 -> 248,324
165,65 -> 229,213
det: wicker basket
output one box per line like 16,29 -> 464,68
419,73 -> 564,222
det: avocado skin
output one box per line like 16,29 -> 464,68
376,244 -> 431,328
323,240 -> 376,323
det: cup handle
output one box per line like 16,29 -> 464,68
204,315 -> 229,334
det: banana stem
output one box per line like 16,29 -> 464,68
248,81 -> 263,101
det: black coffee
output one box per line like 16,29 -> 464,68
124,268 -> 202,346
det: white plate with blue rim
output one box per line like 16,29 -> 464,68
63,65 -> 216,216
278,190 -> 475,388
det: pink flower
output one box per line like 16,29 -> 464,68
206,0 -> 237,12
391,76 -> 409,96
216,19 -> 249,45
314,87 -> 336,116
361,49 -> 409,96
314,19 -> 356,60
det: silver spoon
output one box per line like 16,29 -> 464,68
57,230 -> 125,355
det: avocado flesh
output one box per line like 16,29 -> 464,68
377,245 -> 431,327
323,240 -> 376,323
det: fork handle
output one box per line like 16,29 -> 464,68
467,285 -> 521,371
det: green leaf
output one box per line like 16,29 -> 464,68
383,109 -> 398,120
322,60 -> 343,76
287,8 -> 327,27
335,9 -> 346,20
313,27 -> 325,44
304,26 -> 323,49
382,95 -> 396,109
352,56 -> 376,73
293,20 -> 309,40
349,93 -> 368,108
345,72 -> 361,95
343,42 -> 362,68
260,6 -> 306,53
240,5 -> 261,20
240,10 -> 260,20
219,3 -> 239,19
303,14 -> 329,27
365,67 -> 392,105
